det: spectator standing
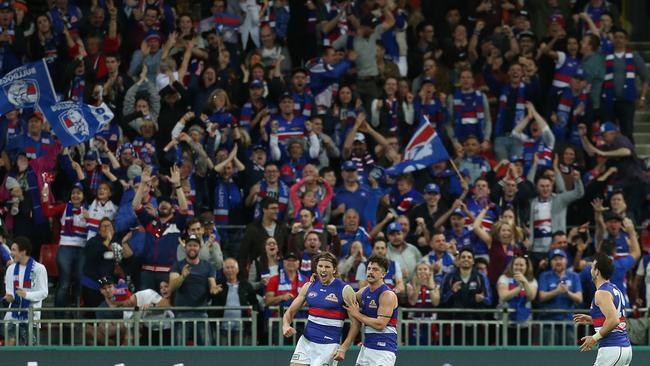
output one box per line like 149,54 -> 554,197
386,222 -> 422,282
169,235 -> 221,346
538,249 -> 583,345
3,237 -> 48,346
601,28 -> 648,141
211,258 -> 258,345
497,256 -> 537,345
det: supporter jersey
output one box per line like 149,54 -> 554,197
304,278 -> 347,344
590,282 -> 630,348
268,114 -> 306,145
361,283 -> 398,353
383,260 -> 399,289
423,251 -> 455,283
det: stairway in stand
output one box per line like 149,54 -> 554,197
630,42 -> 650,158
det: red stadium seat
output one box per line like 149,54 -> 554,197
39,244 -> 59,278
641,229 -> 650,252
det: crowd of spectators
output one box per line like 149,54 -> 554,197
0,0 -> 650,347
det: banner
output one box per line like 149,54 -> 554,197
386,115 -> 450,176
43,102 -> 114,147
0,59 -> 57,115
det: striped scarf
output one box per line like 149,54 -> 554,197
277,269 -> 305,307
11,257 -> 34,320
603,49 -> 637,105
557,87 -> 588,143
213,177 -> 241,225
495,82 -> 526,137
415,95 -> 445,130
62,202 -> 87,239
453,89 -> 486,141
13,168 -> 46,225
255,180 -> 289,220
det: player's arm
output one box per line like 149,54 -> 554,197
335,285 -> 361,359
594,290 -> 620,339
282,282 -> 311,333
346,290 -> 397,331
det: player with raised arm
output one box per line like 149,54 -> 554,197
282,252 -> 359,366
574,253 -> 632,365
345,254 -> 399,366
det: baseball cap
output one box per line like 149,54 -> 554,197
548,248 -> 567,260
72,182 -> 84,191
278,91 -> 293,102
0,2 -> 10,10
600,122 -> 618,134
252,144 -> 267,152
250,80 -> 264,89
342,160 -> 357,171
98,276 -> 114,287
510,154 -> 525,162
450,208 -> 465,217
360,15 -> 378,27
186,234 -> 201,245
387,222 -> 402,233
421,76 -> 436,86
604,211 -> 623,222
517,30 -> 535,41
144,30 -> 162,42
517,10 -> 531,19
84,150 -> 98,161
284,252 -> 299,260
549,13 -> 566,28
354,132 -> 365,143
571,68 -> 585,80
424,183 -> 440,194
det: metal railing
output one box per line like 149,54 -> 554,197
0,306 -> 256,347
1,306 -> 648,347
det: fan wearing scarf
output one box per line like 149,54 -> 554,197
3,236 -> 48,346
42,181 -> 88,312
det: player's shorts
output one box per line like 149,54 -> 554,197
290,335 -> 339,366
355,345 -> 396,366
594,346 -> 633,366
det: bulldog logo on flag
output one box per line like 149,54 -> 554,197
5,79 -> 39,107
59,107 -> 89,141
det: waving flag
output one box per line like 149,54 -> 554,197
385,115 -> 450,176
0,59 -> 57,115
42,102 -> 114,147
214,12 -> 242,33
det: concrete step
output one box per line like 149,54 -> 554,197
636,123 -> 650,133
636,144 -> 650,157
634,132 -> 650,141
630,42 -> 650,50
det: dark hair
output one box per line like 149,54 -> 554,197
12,236 -> 31,256
474,257 -> 489,267
416,21 -> 434,35
186,217 -> 202,230
396,173 -> 414,185
584,34 -> 601,51
264,161 -> 279,169
552,231 -> 566,240
145,6 -> 160,16
319,166 -> 334,177
459,247 -> 474,258
261,197 -> 279,209
600,238 -> 617,256
373,239 -> 387,248
612,27 -> 628,37
367,254 -> 389,272
593,253 -> 614,280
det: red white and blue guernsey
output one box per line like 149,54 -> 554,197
304,278 -> 347,344
361,283 -> 398,353
590,282 -> 630,348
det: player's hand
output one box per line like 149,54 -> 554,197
579,335 -> 598,352
283,324 -> 296,337
573,314 -> 592,325
344,300 -> 361,318
333,347 -> 347,361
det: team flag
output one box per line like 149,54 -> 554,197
42,102 -> 114,147
385,115 -> 450,176
0,59 -> 57,115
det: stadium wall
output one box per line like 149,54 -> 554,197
5,346 -> 650,366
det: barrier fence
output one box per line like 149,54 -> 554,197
2,306 -> 647,348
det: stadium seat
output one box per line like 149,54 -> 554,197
641,229 -> 650,252
40,244 -> 59,278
